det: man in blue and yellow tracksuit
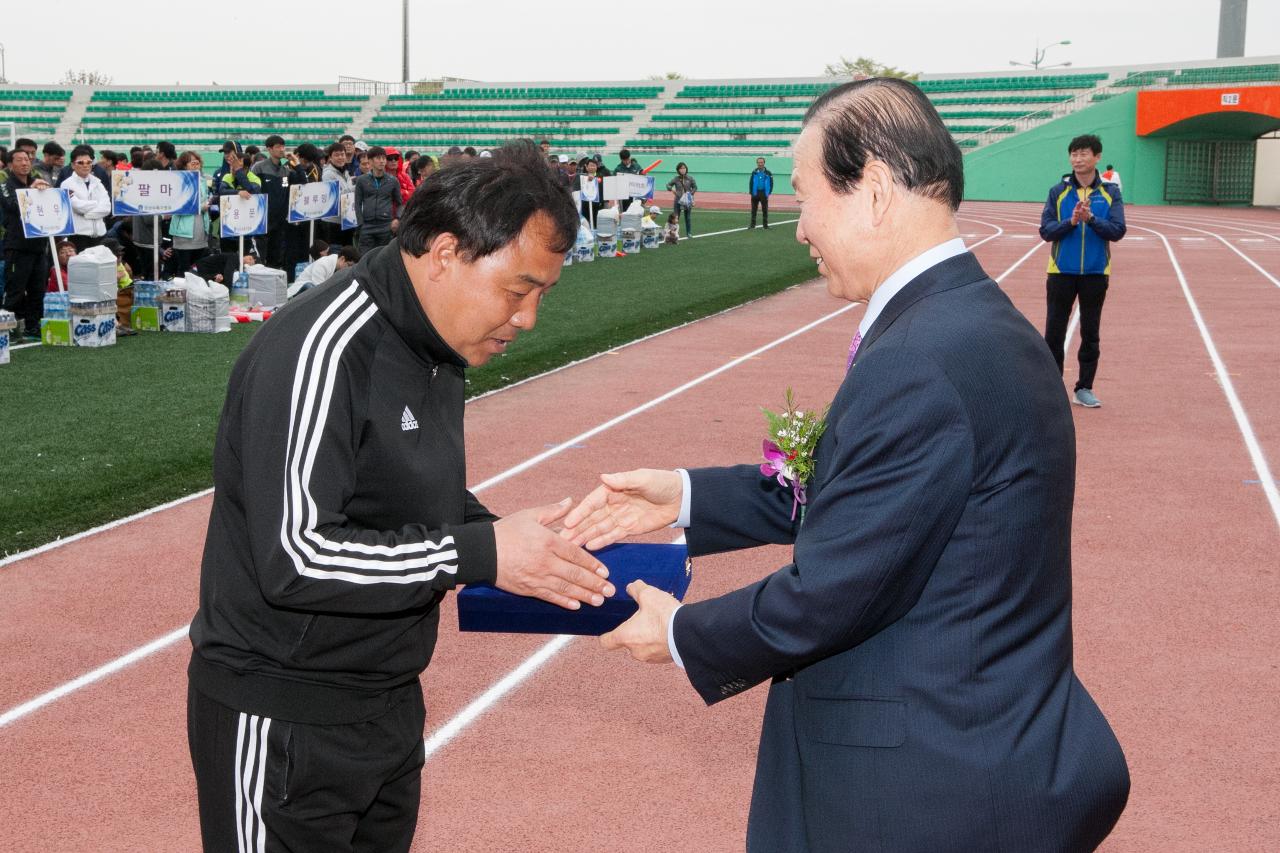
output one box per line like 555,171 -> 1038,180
1039,133 -> 1125,408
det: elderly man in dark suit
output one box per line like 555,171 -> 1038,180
563,77 -> 1129,852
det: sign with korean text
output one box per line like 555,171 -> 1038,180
111,169 -> 201,217
287,180 -> 341,223
579,176 -> 600,203
602,174 -> 651,201
16,187 -> 74,238
340,190 -> 359,231
220,193 -> 269,238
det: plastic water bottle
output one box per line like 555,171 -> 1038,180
43,292 -> 70,320
231,271 -> 249,308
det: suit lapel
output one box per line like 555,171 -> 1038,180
855,252 -> 990,359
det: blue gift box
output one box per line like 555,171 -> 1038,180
457,543 -> 691,635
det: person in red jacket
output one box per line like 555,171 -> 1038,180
384,146 -> 415,208
46,239 -> 75,292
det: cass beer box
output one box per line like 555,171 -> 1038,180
457,542 -> 691,636
70,299 -> 116,347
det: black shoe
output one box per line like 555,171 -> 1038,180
749,224 -> 756,229
763,224 -> 770,229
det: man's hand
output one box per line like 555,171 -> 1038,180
32,179 -> 51,190
561,469 -> 683,550
494,498 -> 615,610
600,580 -> 677,663
238,190 -> 251,200
391,218 -> 399,233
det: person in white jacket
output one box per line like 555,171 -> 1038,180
62,144 -> 111,251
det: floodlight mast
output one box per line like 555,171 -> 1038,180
1010,39 -> 1072,71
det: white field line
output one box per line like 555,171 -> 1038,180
0,222 -> 1019,734
681,218 -> 798,241
0,301 -> 860,729
1131,224 -> 1280,532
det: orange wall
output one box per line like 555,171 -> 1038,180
1136,86 -> 1280,136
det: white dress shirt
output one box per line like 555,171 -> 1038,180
665,237 -> 969,669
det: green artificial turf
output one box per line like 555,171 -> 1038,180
0,211 -> 812,555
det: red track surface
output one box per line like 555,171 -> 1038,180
1,203 -> 1277,852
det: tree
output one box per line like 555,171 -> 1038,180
823,56 -> 918,81
59,69 -> 113,85
647,71 -> 685,80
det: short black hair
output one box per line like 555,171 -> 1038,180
803,77 -> 963,211
1069,134 -> 1102,155
309,239 -> 329,260
15,137 -> 37,151
367,146 -> 387,159
339,134 -> 355,143
295,143 -> 321,163
338,245 -> 361,264
157,140 -> 177,160
398,140 -> 578,262
619,148 -> 631,160
70,144 -> 95,162
245,145 -> 261,156
326,142 -> 345,158
463,146 -> 477,157
43,141 -> 65,157
1105,163 -> 1114,170
265,135 -> 285,149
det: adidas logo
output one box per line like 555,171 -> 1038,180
400,406 -> 419,432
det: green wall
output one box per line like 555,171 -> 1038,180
962,91 -> 1170,206
638,154 -> 794,196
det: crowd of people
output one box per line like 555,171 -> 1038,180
1,130 -> 779,341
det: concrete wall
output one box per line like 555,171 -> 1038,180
962,91 -> 1169,206
1254,134 -> 1280,205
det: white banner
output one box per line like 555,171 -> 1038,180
340,190 -> 359,231
17,188 -> 74,238
111,169 -> 201,216
220,194 -> 269,238
579,176 -> 600,203
287,180 -> 341,223
602,174 -> 650,201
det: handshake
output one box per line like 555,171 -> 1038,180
492,468 -> 684,662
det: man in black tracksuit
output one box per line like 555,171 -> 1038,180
251,135 -> 294,271
187,142 -> 613,853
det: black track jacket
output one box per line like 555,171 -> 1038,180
189,240 -> 498,724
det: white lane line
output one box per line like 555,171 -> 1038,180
0,225 -> 1023,732
1133,224 -> 1280,532
423,633 -> 574,758
1131,217 -> 1280,291
0,625 -> 190,728
1,488 -> 216,568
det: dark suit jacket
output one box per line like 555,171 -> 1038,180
675,252 -> 1129,852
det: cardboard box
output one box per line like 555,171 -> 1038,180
130,305 -> 160,332
457,543 -> 692,636
70,300 -> 117,348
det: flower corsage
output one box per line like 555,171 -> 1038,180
760,389 -> 829,522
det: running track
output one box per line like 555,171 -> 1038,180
1,202 -> 1276,852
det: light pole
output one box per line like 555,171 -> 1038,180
1010,39 -> 1072,71
0,42 -> 7,84
401,0 -> 409,84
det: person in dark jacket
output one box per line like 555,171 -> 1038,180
216,146 -> 262,253
1,149 -> 54,338
1039,133 -> 1125,409
748,157 -> 773,229
251,134 -> 294,270
187,140 -> 613,853
353,146 -> 403,254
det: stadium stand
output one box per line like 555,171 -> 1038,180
0,89 -> 73,140
71,89 -> 369,171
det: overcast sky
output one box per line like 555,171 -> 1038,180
4,0 -> 1278,86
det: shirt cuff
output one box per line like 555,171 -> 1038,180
667,604 -> 685,670
672,468 -> 692,528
